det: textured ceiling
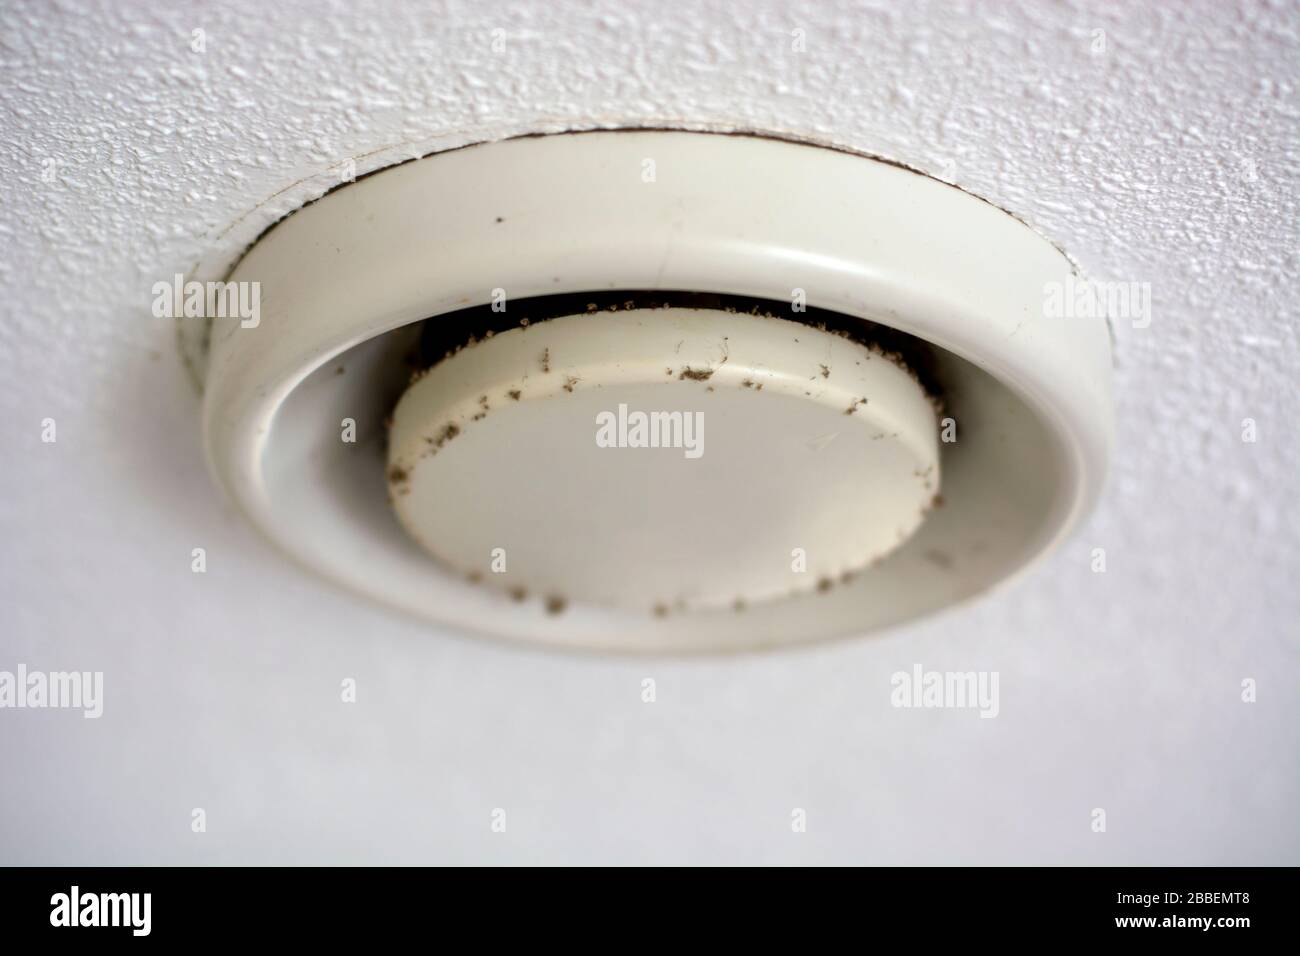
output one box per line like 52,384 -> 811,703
1,0 -> 1296,864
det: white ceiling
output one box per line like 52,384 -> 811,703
1,0 -> 1296,864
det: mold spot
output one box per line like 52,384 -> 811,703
430,422 -> 460,449
507,389 -> 522,401
541,347 -> 550,373
679,367 -> 714,381
563,375 -> 579,393
923,550 -> 954,570
545,595 -> 567,615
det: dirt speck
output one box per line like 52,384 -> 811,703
509,586 -> 527,602
430,422 -> 460,449
816,576 -> 833,593
652,603 -> 668,618
923,549 -> 954,570
545,595 -> 567,615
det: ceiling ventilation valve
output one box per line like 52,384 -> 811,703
192,130 -> 1113,652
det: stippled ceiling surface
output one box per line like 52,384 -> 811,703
0,0 -> 1295,863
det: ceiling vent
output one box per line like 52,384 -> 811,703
187,130 -> 1113,652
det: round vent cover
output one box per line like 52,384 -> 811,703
193,129 -> 1113,653
387,306 -> 942,615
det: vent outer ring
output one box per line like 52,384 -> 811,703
201,129 -> 1113,653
